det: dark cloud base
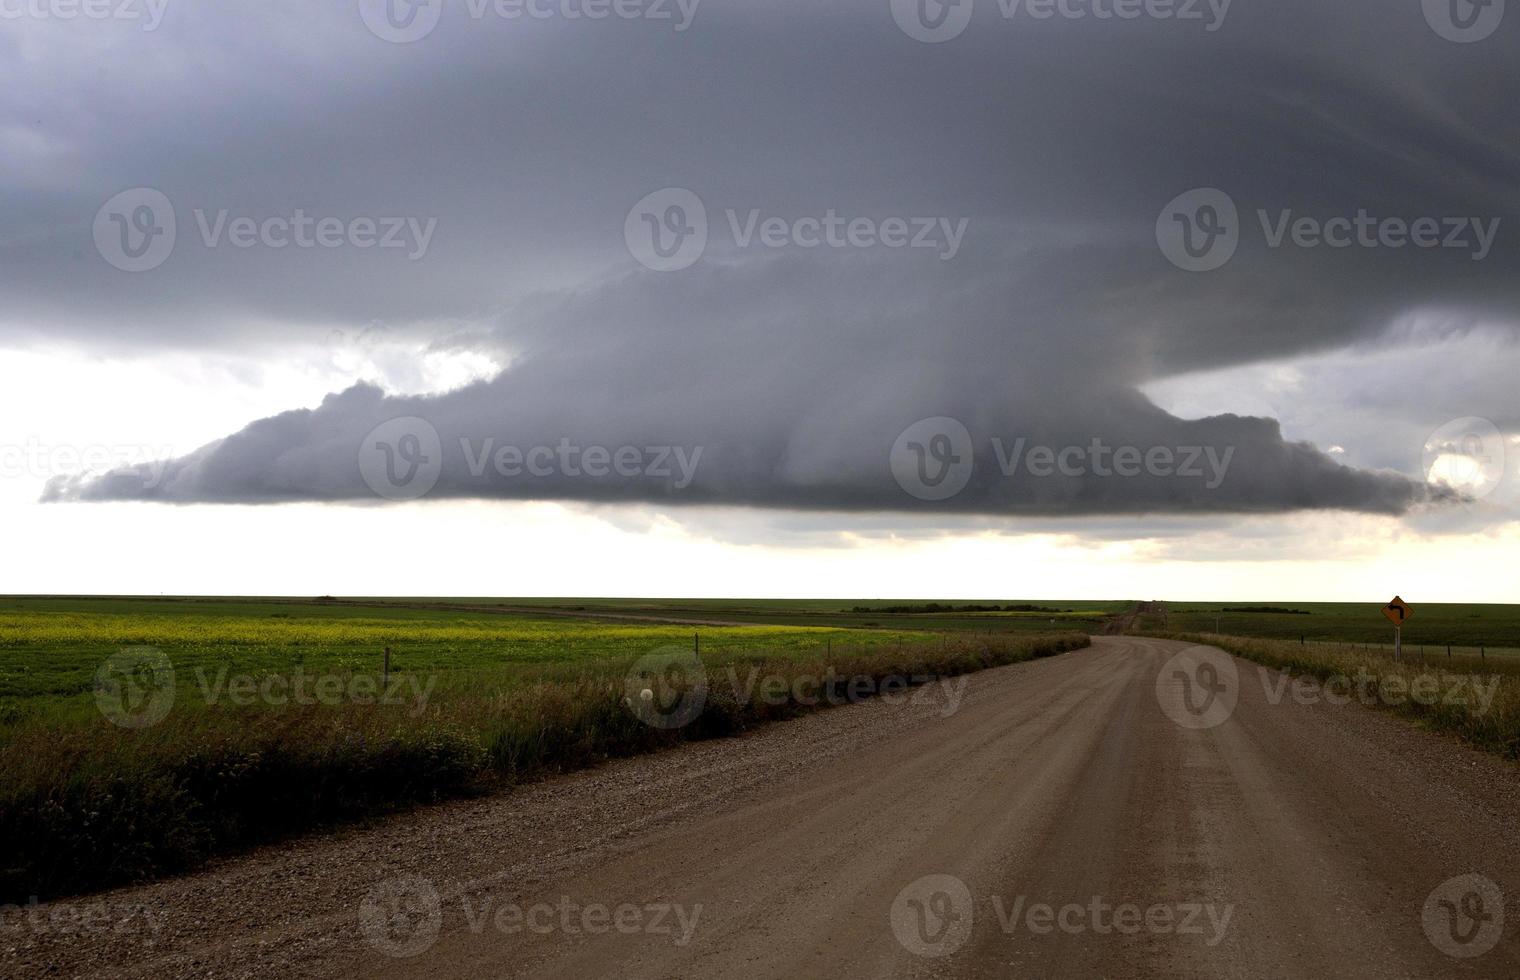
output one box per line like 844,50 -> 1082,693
17,0 -> 1516,525
45,375 -> 1442,517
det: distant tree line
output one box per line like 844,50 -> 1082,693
1222,606 -> 1311,615
852,603 -> 1068,614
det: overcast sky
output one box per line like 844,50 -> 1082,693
3,0 -> 1517,598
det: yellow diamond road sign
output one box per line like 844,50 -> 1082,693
1382,596 -> 1413,626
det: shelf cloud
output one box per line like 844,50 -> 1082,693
17,0 -> 1518,519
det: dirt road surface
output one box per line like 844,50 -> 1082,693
8,636 -> 1519,979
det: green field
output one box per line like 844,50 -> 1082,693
0,596 -> 936,720
1140,601 -> 1520,772
0,595 -> 1088,901
1140,601 -> 1520,657
0,596 -> 1120,723
343,596 -> 1130,634
10,592 -> 1516,902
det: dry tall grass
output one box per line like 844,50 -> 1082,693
1147,631 -> 1520,760
0,632 -> 1088,902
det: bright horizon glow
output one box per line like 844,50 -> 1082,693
4,343 -> 1516,604
4,497 -> 1518,603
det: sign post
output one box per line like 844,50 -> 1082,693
1381,596 -> 1413,659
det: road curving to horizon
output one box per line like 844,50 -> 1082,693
8,636 -> 1519,979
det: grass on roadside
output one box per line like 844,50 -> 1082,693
1145,631 -> 1520,760
0,631 -> 1088,903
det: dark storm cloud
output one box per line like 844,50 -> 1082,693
16,0 -> 1520,515
45,250 -> 1448,514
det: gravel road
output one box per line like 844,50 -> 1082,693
7,636 -> 1518,979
